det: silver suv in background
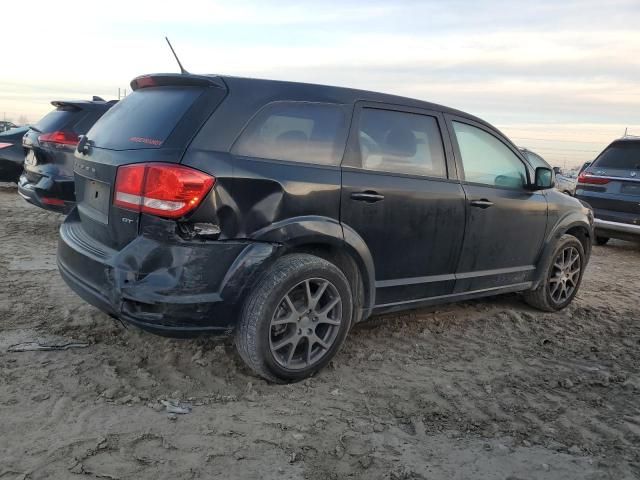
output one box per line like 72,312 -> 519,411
519,148 -> 576,195
575,135 -> 640,245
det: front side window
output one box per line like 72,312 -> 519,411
232,102 -> 347,166
453,121 -> 527,188
357,108 -> 447,178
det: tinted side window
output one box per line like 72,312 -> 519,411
357,108 -> 446,177
232,102 -> 347,166
453,121 -> 526,188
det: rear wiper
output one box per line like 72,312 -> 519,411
28,125 -> 42,133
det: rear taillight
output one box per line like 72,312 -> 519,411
0,142 -> 12,149
577,172 -> 610,185
41,197 -> 66,206
114,163 -> 215,219
38,131 -> 79,146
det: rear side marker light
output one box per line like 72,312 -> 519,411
114,163 -> 215,219
38,131 -> 79,146
577,172 -> 610,185
0,142 -> 12,149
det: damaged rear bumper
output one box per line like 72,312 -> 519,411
57,210 -> 281,336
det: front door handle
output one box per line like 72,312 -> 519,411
470,199 -> 494,209
351,191 -> 385,203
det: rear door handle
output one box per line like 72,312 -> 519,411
470,199 -> 494,209
350,191 -> 385,203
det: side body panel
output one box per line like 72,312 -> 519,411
444,114 -> 548,292
340,103 -> 466,307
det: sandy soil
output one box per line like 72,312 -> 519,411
0,184 -> 639,480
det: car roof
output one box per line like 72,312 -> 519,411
218,74 -> 493,127
132,72 -> 497,131
615,135 -> 640,143
0,125 -> 28,137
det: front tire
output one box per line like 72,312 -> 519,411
235,254 -> 353,383
523,234 -> 586,312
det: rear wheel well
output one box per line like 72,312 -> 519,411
565,225 -> 591,257
287,243 -> 366,322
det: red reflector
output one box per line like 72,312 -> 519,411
38,131 -> 79,146
114,163 -> 215,219
135,76 -> 157,88
578,172 -> 610,185
41,197 -> 65,206
0,142 -> 12,149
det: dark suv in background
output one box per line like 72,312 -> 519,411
0,125 -> 29,182
58,73 -> 593,382
18,97 -> 115,213
575,136 -> 640,245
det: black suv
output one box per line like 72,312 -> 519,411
18,98 -> 115,213
575,136 -> 640,245
57,73 -> 593,382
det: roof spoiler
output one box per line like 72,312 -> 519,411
50,101 -> 82,110
130,73 -> 226,91
50,97 -> 116,109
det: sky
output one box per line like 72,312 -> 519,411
2,0 -> 639,168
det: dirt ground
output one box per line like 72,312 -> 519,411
0,184 -> 639,480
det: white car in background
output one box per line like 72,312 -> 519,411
519,147 -> 577,195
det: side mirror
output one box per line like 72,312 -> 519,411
532,167 -> 554,190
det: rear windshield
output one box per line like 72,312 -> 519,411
594,142 -> 640,170
87,86 -> 203,150
35,109 -> 77,133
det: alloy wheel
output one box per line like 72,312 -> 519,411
549,246 -> 581,304
269,278 -> 343,370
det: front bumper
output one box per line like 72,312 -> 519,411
18,172 -> 75,214
57,210 -> 280,336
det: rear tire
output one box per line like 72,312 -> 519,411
596,236 -> 609,246
235,254 -> 353,383
523,234 -> 586,312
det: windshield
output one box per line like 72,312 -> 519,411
594,142 -> 640,170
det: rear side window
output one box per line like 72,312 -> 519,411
88,86 -> 204,150
453,121 -> 527,189
357,108 -> 447,178
232,102 -> 347,166
594,142 -> 640,170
